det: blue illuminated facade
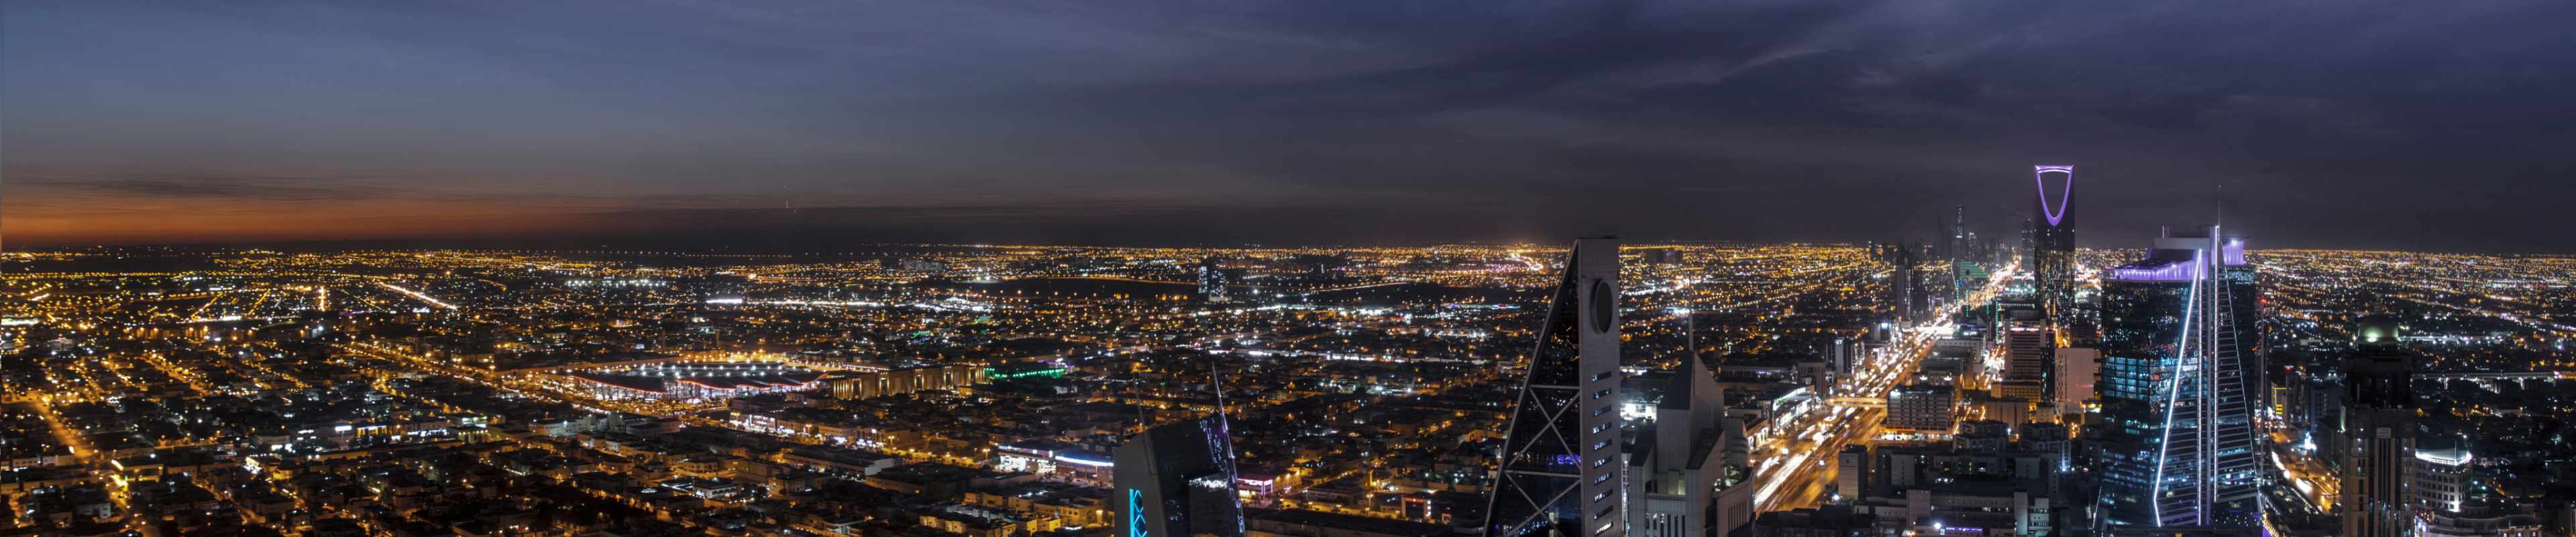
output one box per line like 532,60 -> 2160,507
2095,228 -> 2263,530
1112,416 -> 1244,537
1128,489 -> 1149,537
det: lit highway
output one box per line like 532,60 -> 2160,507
1752,263 -> 2017,511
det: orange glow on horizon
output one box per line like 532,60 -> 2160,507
3,197 -> 615,246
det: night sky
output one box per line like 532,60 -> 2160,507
7,1 -> 2573,252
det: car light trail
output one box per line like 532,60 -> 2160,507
379,282 -> 457,309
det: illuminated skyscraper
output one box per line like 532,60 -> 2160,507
1198,257 -> 1231,302
2408,446 -> 2471,514
2094,226 -> 2260,530
2029,165 -> 2078,316
1113,416 -> 1245,537
1486,238 -> 1625,537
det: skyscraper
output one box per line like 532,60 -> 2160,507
2216,236 -> 2265,420
1627,315 -> 1756,537
1487,238 -> 1625,537
1199,257 -> 1232,302
2029,165 -> 2078,317
2094,226 -> 2261,530
2339,326 -> 2417,537
1114,416 -> 1245,537
1950,204 -> 1984,304
1881,240 -> 1931,324
2054,346 -> 2100,419
1950,204 -> 1969,262
2408,446 -> 2471,514
1998,311 -> 2055,402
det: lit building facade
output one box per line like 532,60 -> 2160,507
2410,447 -> 2471,514
1886,384 -> 1957,432
1199,257 -> 1231,302
559,361 -> 825,401
2053,347 -> 2099,418
831,364 -> 983,399
1999,315 -> 2054,403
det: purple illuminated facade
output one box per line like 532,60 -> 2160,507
2035,165 -> 2076,227
2106,260 -> 2198,283
2109,237 -> 2251,282
2029,164 -> 2078,313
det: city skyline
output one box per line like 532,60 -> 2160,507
3,236 -> 2571,536
5,2 -> 2575,537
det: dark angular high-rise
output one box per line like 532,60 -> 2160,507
1949,203 -> 1969,262
1880,240 -> 1931,324
2094,226 -> 2261,530
2339,321 -> 2418,537
1949,204 -> 1988,305
1486,238 -> 1625,537
2028,165 -> 2078,317
1114,416 -> 1245,537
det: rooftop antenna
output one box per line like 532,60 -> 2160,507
2214,182 -> 2225,230
1683,306 -> 1697,367
1209,353 -> 1232,424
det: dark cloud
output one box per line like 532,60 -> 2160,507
4,1 -> 2573,251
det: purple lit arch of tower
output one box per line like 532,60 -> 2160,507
2034,165 -> 2074,227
